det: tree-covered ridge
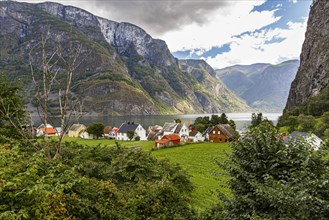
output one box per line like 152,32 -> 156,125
278,86 -> 329,139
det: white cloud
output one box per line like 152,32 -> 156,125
161,0 -> 279,52
205,19 -> 308,69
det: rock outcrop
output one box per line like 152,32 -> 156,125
285,0 -> 329,110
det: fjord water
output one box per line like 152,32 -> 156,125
34,113 -> 281,130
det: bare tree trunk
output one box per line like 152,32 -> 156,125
29,27 -> 88,160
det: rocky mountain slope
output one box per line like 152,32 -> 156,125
217,60 -> 299,112
0,1 -> 250,116
285,0 -> 329,110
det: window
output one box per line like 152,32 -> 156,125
213,131 -> 215,134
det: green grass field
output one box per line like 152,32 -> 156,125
62,137 -> 231,210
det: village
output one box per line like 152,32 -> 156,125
36,120 -> 238,149
35,117 -> 323,150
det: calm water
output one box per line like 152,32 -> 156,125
33,113 -> 282,130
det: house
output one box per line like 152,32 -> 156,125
68,124 -> 86,137
80,131 -> 95,139
147,131 -> 162,141
36,124 -> 57,137
155,134 -> 180,148
283,131 -> 323,150
116,122 -> 147,141
147,125 -> 163,133
188,131 -> 204,143
103,125 -> 113,138
162,122 -> 189,142
104,126 -> 118,139
208,124 -> 235,143
202,126 -> 213,141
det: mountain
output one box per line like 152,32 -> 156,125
0,1 -> 250,116
216,60 -> 299,112
285,0 -> 329,110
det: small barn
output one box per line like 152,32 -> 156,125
155,134 -> 181,148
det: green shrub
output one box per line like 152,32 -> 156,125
0,142 -> 196,219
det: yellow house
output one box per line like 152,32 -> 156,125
68,124 -> 86,137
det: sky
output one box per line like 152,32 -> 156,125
18,0 -> 312,69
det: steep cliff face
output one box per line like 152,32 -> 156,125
285,0 -> 329,110
0,1 -> 250,115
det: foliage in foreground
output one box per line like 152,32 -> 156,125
219,122 -> 329,219
0,141 -> 195,219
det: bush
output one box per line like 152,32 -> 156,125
0,142 -> 196,219
219,122 -> 329,219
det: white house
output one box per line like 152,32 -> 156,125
162,122 -> 189,137
188,131 -> 204,143
116,122 -> 147,141
162,122 -> 189,143
80,131 -> 95,139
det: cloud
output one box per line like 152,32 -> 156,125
161,1 -> 278,52
94,0 -> 233,36
205,19 -> 307,69
17,0 -> 232,36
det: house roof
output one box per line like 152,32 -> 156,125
189,131 -> 199,137
218,124 -> 235,138
162,122 -> 178,132
148,125 -> 163,132
118,123 -> 140,133
147,132 -> 162,141
40,127 -> 56,135
290,131 -> 308,138
70,124 -> 86,131
155,134 -> 180,143
284,131 -> 323,145
174,124 -> 184,133
163,134 -> 180,141
202,126 -> 213,136
104,125 -> 113,134
38,123 -> 53,129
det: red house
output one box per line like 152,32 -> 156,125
155,134 -> 180,148
208,124 -> 235,143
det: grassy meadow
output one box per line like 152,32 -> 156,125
62,137 -> 231,210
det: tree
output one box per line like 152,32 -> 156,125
228,119 -> 236,130
0,74 -> 35,145
210,114 -> 221,126
29,26 -> 88,159
174,118 -> 182,123
298,114 -> 316,132
250,112 -> 264,127
219,121 -> 329,219
86,123 -> 104,139
219,113 -> 229,124
194,116 -> 211,132
126,130 -> 135,140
